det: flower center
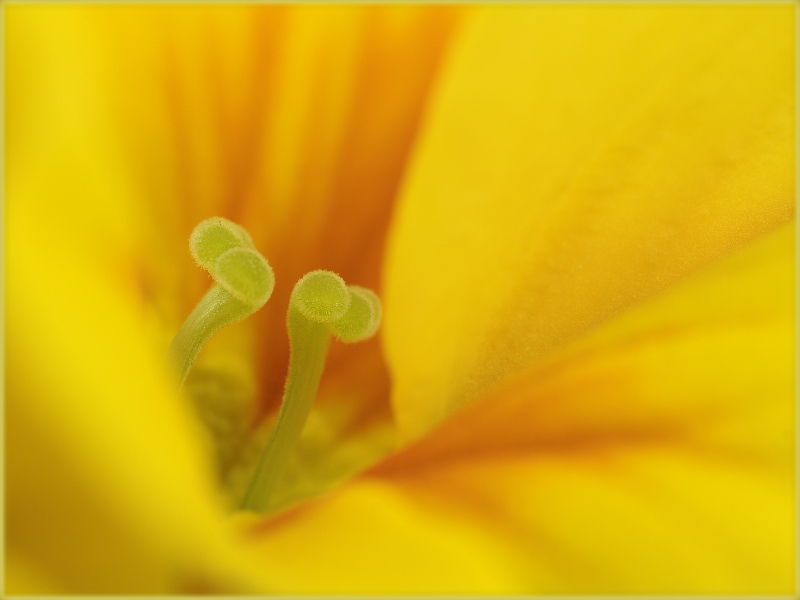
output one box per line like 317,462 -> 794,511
168,218 -> 381,514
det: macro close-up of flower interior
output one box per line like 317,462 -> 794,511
5,3 -> 796,596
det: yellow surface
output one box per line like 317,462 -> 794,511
384,4 -> 795,441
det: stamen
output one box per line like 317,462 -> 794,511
240,270 -> 382,513
168,218 -> 274,387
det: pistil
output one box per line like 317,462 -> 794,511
241,271 -> 381,513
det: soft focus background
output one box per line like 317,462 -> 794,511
5,4 -> 796,595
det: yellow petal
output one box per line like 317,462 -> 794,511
6,182 -> 272,594
388,222 -> 794,468
249,451 -> 792,594
384,4 -> 795,441
248,222 -> 794,594
7,8 -> 270,590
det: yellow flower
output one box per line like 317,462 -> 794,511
6,3 -> 794,595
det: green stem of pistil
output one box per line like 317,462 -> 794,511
240,306 -> 331,512
168,285 -> 250,387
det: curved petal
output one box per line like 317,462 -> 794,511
248,221 -> 794,594
6,209 -> 273,593
250,449 -> 792,594
6,7 -> 275,591
383,4 -> 795,440
384,222 -> 794,468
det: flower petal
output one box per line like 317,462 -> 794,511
250,448 -> 792,594
385,222 -> 794,469
7,174 -> 272,595
384,4 -> 795,440
248,222 -> 794,594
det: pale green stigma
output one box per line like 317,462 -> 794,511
168,218 -> 274,387
189,216 -> 254,268
328,285 -> 382,343
213,247 -> 274,307
291,270 -> 351,322
240,270 -> 382,513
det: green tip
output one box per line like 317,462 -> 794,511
213,247 -> 275,308
169,217 -> 272,388
190,217 -> 254,272
328,285 -> 382,343
290,270 -> 350,323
